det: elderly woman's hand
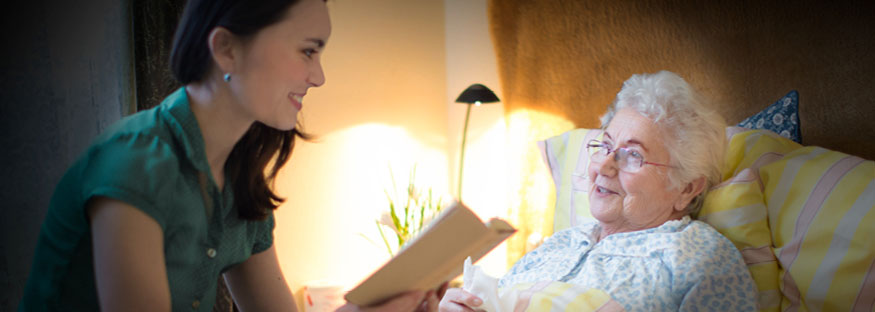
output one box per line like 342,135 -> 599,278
438,288 -> 483,312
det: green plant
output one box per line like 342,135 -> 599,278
376,165 -> 444,257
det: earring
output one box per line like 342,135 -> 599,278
223,73 -> 232,82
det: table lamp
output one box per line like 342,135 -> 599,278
454,83 -> 500,201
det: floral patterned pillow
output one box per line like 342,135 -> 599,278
737,90 -> 802,143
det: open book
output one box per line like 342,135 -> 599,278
344,201 -> 516,306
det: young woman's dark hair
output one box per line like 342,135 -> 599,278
170,0 -> 311,220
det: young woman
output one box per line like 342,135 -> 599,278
20,0 -> 439,310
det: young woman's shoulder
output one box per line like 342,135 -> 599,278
73,107 -> 189,227
88,107 -> 182,174
92,105 -> 174,149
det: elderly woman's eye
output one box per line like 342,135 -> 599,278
628,150 -> 643,159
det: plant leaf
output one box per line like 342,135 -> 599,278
375,221 -> 394,257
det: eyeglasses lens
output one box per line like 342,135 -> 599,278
588,142 -> 642,172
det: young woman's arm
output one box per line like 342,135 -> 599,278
223,245 -> 297,311
88,196 -> 171,311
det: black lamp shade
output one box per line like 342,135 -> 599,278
455,84 -> 500,104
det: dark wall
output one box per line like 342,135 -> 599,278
0,0 -> 133,308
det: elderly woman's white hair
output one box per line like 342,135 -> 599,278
599,70 -> 726,215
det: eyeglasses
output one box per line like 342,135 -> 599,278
586,139 -> 674,172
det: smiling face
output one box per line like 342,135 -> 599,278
587,108 -> 690,236
228,0 -> 331,131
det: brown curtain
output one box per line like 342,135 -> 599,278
132,1 -> 236,311
488,0 -> 875,265
133,0 -> 184,111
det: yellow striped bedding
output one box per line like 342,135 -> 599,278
699,128 -> 875,312
539,128 -> 597,233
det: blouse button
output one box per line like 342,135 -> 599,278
206,248 -> 217,258
192,299 -> 201,309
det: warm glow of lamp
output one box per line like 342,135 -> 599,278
273,123 -> 449,293
454,83 -> 500,201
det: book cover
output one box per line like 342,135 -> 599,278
344,201 -> 516,306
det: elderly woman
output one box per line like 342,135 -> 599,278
439,71 -> 758,311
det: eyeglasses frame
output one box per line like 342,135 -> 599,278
585,139 -> 674,172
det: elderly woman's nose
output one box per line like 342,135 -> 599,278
594,154 -> 619,176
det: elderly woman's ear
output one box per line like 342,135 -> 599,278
673,177 -> 706,213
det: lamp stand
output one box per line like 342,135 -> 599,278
457,103 -> 473,201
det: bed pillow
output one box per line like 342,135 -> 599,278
697,128 -> 803,311
699,128 -> 875,311
537,128 -> 599,233
758,142 -> 875,311
738,90 -> 802,143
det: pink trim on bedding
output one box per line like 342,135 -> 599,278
570,174 -> 589,228
852,257 -> 875,312
514,281 -> 552,312
782,274 -> 802,312
573,130 -> 600,174
741,245 -> 777,265
750,152 -> 788,190
538,140 -> 561,192
712,168 -> 758,189
778,155 -> 864,312
569,130 -> 600,228
725,126 -> 750,140
712,152 -> 785,191
595,298 -> 626,312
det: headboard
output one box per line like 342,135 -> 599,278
489,0 -> 875,160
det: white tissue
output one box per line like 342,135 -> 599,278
461,257 -> 520,312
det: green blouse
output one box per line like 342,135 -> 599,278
20,88 -> 275,311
